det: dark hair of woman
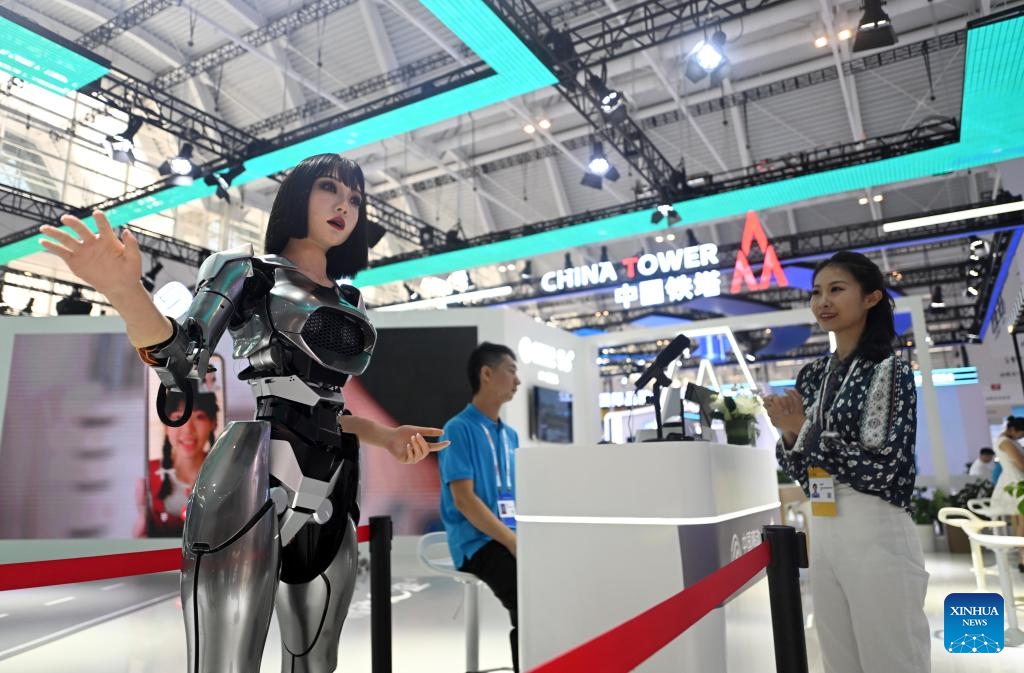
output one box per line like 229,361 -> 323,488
158,391 -> 220,500
812,250 -> 896,363
263,153 -> 369,280
1006,415 -> 1024,433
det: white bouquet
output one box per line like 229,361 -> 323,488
709,390 -> 765,420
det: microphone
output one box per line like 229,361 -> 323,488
634,334 -> 692,391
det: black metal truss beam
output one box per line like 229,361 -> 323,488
153,0 -> 358,90
373,29 -> 965,202
245,49 -> 470,136
0,186 -> 87,247
373,119 -> 962,265
691,30 -> 966,116
0,266 -> 112,309
0,186 -> 211,267
365,195 -> 445,248
81,70 -> 257,160
77,0 -> 175,50
554,0 -> 788,69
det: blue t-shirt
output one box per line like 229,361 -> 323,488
438,403 -> 519,567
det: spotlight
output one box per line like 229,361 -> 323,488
403,283 -> 420,301
600,245 -> 609,263
537,119 -> 552,130
142,258 -> 164,293
581,141 -> 620,190
684,30 -> 729,85
19,297 -> 35,316
965,285 -> 979,297
930,286 -> 945,309
650,198 -> 681,225
814,35 -> 829,49
852,0 -> 897,53
105,116 -> 144,164
520,261 -> 532,279
523,123 -> 536,134
837,28 -> 853,41
685,173 -> 712,190
56,287 -> 92,315
158,143 -> 200,186
686,230 -> 700,247
969,239 -> 990,256
564,252 -> 572,268
445,225 -> 463,247
587,73 -> 627,125
203,163 -> 245,203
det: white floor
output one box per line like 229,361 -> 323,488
1,539 -> 1023,673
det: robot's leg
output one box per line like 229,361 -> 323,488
181,420 -> 280,673
275,516 -> 359,673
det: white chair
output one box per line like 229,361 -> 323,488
418,532 -> 511,673
937,507 -> 1006,590
960,528 -> 1024,647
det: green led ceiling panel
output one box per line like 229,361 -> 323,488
5,5 -> 1023,283
0,7 -> 109,96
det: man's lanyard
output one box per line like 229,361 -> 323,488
479,422 -> 512,491
816,357 -> 859,435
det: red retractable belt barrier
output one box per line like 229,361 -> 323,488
527,541 -> 772,673
0,524 -> 371,592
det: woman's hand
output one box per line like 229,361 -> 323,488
763,389 -> 807,436
383,425 -> 450,464
39,210 -> 143,300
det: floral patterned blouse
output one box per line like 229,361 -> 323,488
776,352 -> 918,511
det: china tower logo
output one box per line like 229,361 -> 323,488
730,211 -> 788,293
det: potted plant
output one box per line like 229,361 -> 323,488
710,391 -> 764,446
910,487 -> 948,553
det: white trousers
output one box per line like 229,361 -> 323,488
810,484 -> 931,673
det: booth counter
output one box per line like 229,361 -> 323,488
517,441 -> 779,672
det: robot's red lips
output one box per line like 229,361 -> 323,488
328,216 -> 346,230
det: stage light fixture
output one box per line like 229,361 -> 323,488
56,287 -> 92,315
600,245 -> 609,263
537,119 -> 551,130
852,0 -> 897,53
581,141 -> 620,190
684,31 -> 728,85
929,286 -> 945,309
158,143 -> 200,186
141,258 -> 164,292
105,116 -> 143,164
651,201 -> 680,226
686,230 -> 700,247
403,283 -> 420,301
520,261 -> 532,279
203,162 -> 246,203
564,252 -> 572,268
587,73 -> 627,125
523,123 -> 536,134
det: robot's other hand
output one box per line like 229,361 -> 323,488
39,211 -> 143,298
385,426 -> 449,464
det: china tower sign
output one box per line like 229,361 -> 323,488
730,211 -> 788,293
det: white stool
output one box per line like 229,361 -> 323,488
961,529 -> 1024,647
938,507 -> 1006,590
417,532 -> 511,673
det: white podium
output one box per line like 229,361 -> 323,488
516,441 -> 779,672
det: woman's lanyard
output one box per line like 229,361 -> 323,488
816,357 -> 859,437
480,422 -> 512,492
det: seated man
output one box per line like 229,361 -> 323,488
968,447 -> 996,482
439,342 -> 521,673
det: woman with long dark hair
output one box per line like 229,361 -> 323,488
764,251 -> 929,672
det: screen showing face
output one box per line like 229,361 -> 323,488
145,355 -> 226,538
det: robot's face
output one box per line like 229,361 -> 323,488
305,175 -> 362,251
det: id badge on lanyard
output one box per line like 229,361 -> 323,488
810,359 -> 857,517
481,423 -> 516,529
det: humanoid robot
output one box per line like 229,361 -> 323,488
140,247 -> 375,673
41,154 -> 443,673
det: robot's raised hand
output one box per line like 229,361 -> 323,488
39,210 -> 143,298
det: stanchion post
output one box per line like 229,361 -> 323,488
370,515 -> 393,673
763,525 -> 809,673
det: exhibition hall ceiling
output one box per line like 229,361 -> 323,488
0,0 -> 1020,350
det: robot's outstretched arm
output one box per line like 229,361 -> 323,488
138,244 -> 255,415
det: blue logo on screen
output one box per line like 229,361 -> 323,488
945,593 -> 1003,653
